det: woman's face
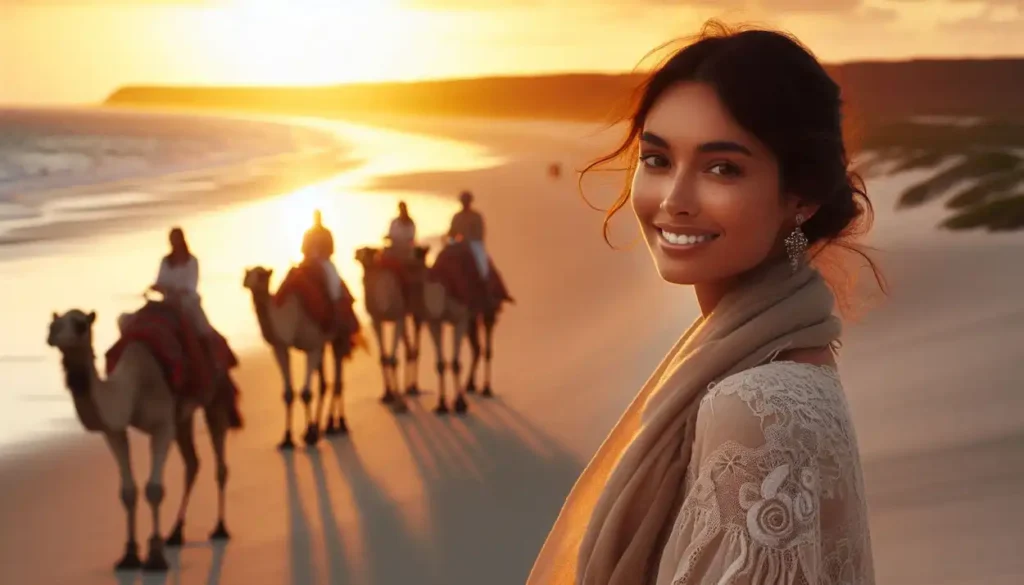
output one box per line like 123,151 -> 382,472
631,82 -> 813,286
169,231 -> 185,250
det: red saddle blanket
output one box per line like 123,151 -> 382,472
207,330 -> 239,371
275,263 -> 359,334
430,243 -> 510,308
105,302 -> 209,398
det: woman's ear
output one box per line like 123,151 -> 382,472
785,193 -> 820,224
797,201 -> 820,224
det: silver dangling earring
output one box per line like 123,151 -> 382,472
784,213 -> 808,273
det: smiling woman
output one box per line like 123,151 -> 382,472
530,19 -> 881,585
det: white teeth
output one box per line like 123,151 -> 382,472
660,229 -> 717,246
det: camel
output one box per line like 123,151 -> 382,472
404,244 -> 474,414
243,266 -> 364,449
354,246 -> 416,413
46,309 -> 240,573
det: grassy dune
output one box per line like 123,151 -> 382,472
864,120 -> 1024,230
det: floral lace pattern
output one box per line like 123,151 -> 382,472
661,361 -> 874,585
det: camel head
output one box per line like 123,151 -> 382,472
354,247 -> 380,270
414,244 -> 431,262
47,309 -> 96,352
242,266 -> 273,295
410,246 -> 432,269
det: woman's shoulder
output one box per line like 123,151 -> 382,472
694,360 -> 860,473
160,254 -> 198,268
700,360 -> 845,421
718,360 -> 840,389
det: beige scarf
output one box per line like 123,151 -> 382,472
527,260 -> 841,585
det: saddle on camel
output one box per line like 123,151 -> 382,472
374,244 -> 427,305
274,261 -> 361,336
108,301 -> 241,423
429,241 -> 512,311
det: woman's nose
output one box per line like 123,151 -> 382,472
659,175 -> 700,217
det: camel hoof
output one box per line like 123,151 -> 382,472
335,417 -> 349,435
324,419 -> 337,434
115,542 -> 142,571
209,521 -> 231,541
454,395 -> 469,414
142,538 -> 168,573
405,384 -> 421,396
466,380 -> 477,394
482,385 -> 494,398
304,425 -> 320,447
143,554 -> 168,573
278,433 -> 295,451
380,391 -> 395,404
434,401 -> 449,415
166,522 -> 185,547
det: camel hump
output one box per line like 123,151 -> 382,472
423,281 -> 446,317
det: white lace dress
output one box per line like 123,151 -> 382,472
659,361 -> 874,585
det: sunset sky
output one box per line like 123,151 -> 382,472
1,0 -> 1022,105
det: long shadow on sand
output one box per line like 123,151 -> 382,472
283,453 -> 319,585
276,394 -> 582,585
111,540 -> 226,585
325,434 -> 433,585
304,449 -> 357,585
366,396 -> 580,585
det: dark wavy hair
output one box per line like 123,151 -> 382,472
582,20 -> 886,317
165,226 -> 192,266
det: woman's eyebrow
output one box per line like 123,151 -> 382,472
640,131 -> 753,158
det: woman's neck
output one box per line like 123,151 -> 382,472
694,253 -> 791,316
693,281 -> 730,317
167,250 -> 190,266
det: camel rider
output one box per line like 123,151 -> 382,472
385,201 -> 419,302
449,190 -> 490,276
152,228 -> 212,334
150,227 -> 220,367
301,209 -> 347,329
387,201 -> 417,261
449,190 -> 514,304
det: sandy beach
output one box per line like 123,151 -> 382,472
2,113 -> 1023,585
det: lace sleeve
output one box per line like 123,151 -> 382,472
660,363 -> 874,585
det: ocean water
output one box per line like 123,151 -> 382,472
0,108 -> 347,240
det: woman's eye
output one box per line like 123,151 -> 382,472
707,161 -> 742,177
640,153 -> 669,168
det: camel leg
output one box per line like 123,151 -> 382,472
273,345 -> 296,450
372,319 -> 394,403
105,430 -> 142,571
428,320 -> 448,414
318,347 -> 334,434
388,318 -> 408,413
400,316 -> 413,393
465,313 -> 481,393
482,313 -> 496,397
301,346 -> 325,447
166,412 -> 198,547
404,316 -> 423,395
329,345 -> 348,435
142,424 -> 174,572
452,317 -> 469,415
204,406 -> 231,541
